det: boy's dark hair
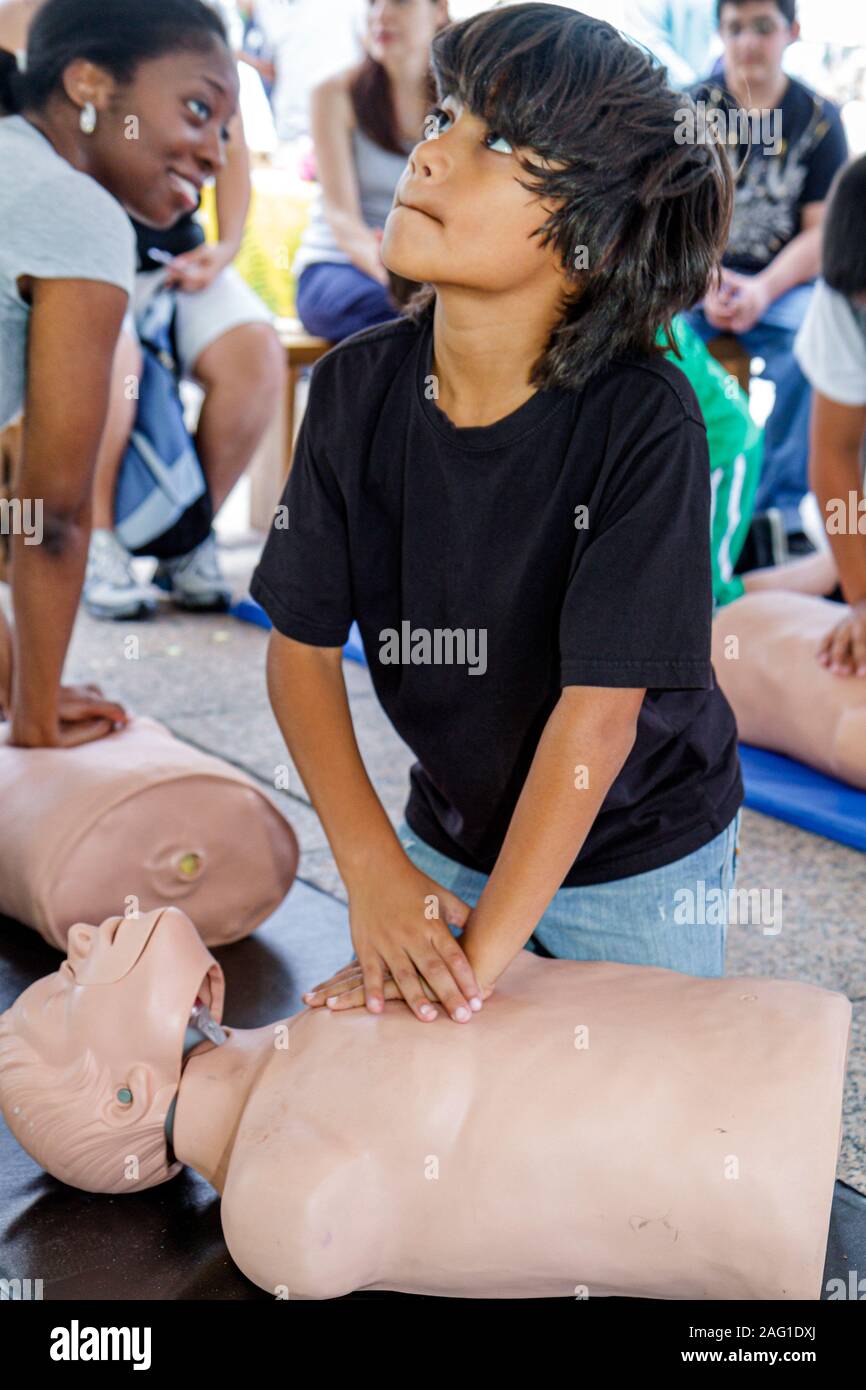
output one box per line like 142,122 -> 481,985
823,158 -> 866,298
716,0 -> 796,24
403,3 -> 734,392
0,0 -> 226,116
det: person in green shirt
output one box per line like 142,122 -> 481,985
662,315 -> 762,607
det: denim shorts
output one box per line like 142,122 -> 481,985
396,811 -> 742,979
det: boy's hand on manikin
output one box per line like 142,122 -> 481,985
302,855 -> 487,1023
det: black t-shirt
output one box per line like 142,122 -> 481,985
251,314 -> 743,887
131,210 -> 205,273
689,74 -> 848,275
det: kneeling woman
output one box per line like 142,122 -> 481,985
0,0 -> 240,746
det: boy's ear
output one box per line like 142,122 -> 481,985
787,20 -> 801,46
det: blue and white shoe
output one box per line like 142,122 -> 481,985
83,529 -> 157,621
153,531 -> 233,611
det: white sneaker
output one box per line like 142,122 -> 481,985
153,531 -> 233,611
83,529 -> 157,621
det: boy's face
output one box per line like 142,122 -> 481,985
381,93 -> 569,301
718,2 -> 799,89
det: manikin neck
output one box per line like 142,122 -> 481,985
172,1024 -> 277,1193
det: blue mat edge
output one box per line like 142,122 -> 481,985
231,596 -> 367,666
739,744 -> 866,852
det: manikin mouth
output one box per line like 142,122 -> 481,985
164,975 -> 227,1162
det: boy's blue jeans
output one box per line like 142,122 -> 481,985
396,811 -> 742,979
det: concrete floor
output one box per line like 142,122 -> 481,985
4,543 -> 866,1193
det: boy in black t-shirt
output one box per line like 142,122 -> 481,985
685,0 -> 848,546
252,3 -> 744,1025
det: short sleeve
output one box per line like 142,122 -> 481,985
559,412 -> 713,689
9,170 -> 136,297
801,105 -> 848,207
250,366 -> 353,646
795,280 -> 866,407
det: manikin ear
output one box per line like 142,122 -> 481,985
100,1063 -> 156,1130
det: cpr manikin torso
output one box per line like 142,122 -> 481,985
0,909 -> 850,1301
712,592 -> 866,787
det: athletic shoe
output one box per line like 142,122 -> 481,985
83,529 -> 157,621
153,531 -> 233,611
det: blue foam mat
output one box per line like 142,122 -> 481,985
230,596 -> 367,666
739,743 -> 866,852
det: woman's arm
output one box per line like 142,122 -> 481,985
713,206 -> 824,334
755,204 -> 824,305
809,390 -> 866,675
0,605 -> 12,715
9,277 -> 129,746
309,73 -> 389,285
460,685 -> 644,989
810,391 -> 866,606
213,110 -> 250,260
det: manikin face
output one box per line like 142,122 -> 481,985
8,908 -> 224,1122
68,41 -> 239,227
381,93 -> 568,297
364,0 -> 449,66
719,2 -> 799,90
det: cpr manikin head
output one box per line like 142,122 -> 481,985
0,908 -> 224,1194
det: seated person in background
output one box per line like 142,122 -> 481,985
712,591 -> 866,788
662,315 -> 762,608
83,4 -> 284,620
293,0 -> 449,343
794,155 -> 866,679
685,0 -> 847,552
82,120 -> 284,621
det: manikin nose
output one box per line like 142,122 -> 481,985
68,909 -> 167,986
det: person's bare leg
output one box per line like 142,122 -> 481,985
190,323 -> 285,514
91,330 -> 143,529
742,549 -> 838,596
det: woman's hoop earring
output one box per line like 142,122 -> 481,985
79,101 -> 97,135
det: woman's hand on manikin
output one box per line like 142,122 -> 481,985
817,598 -> 866,677
302,852 -> 491,1023
5,683 -> 128,748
